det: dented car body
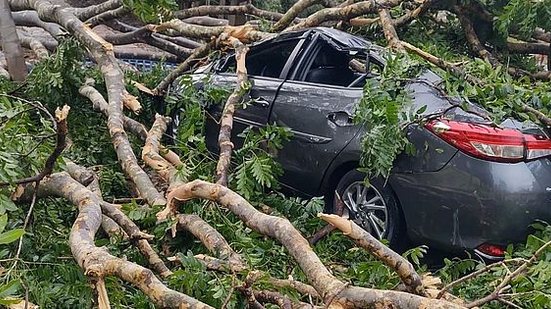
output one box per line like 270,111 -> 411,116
174,27 -> 551,259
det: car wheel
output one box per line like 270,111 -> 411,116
334,169 -> 405,249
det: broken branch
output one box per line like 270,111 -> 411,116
318,213 -> 427,296
215,35 -> 249,186
165,180 -> 463,308
1,105 -> 69,186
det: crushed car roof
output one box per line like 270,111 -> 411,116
274,27 -> 372,50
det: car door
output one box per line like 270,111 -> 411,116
204,38 -> 305,151
270,37 -> 367,195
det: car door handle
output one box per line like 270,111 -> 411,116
327,111 -> 354,127
251,97 -> 270,108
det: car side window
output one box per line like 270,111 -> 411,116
218,39 -> 299,78
298,41 -> 382,88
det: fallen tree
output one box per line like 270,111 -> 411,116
0,0 -> 550,308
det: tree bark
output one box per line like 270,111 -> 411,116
153,40 -> 216,95
31,173 -> 211,308
287,0 -> 402,31
78,82 -> 166,206
272,0 -> 320,31
319,214 -> 427,296
12,10 -> 64,37
215,36 -> 248,186
165,180 -> 464,308
0,0 -> 27,81
378,8 -> 404,51
173,4 -> 284,22
176,214 -> 244,267
155,20 -> 271,43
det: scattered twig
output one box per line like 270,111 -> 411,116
1,105 -> 70,186
436,258 -> 526,299
308,192 -> 344,245
465,241 -> 551,308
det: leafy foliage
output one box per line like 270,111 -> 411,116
437,223 -> 551,308
123,0 -> 177,23
354,53 -> 423,179
494,0 -> 551,40
2,2 -> 551,308
233,124 -> 292,199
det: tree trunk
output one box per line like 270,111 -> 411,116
0,0 -> 26,81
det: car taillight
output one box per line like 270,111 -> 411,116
476,243 -> 505,258
425,119 -> 551,162
525,134 -> 551,160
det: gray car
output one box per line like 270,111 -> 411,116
175,27 -> 551,259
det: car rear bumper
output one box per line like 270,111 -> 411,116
390,151 -> 551,253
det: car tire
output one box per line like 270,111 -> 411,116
333,169 -> 406,250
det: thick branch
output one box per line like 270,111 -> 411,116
215,36 -> 248,186
0,0 -> 27,81
173,4 -> 284,22
86,6 -> 129,27
164,180 -> 463,308
12,10 -> 64,37
155,20 -> 271,43
533,28 -> 551,43
153,40 -> 215,95
378,8 -> 404,51
456,7 -> 500,67
191,254 -> 246,272
142,113 -> 184,189
101,23 -> 191,59
19,35 -> 49,59
319,214 -> 427,296
64,160 -> 125,239
176,214 -> 244,267
507,41 -> 550,55
183,16 -> 229,27
72,0 -> 123,21
105,19 -> 201,49
272,0 -> 320,32
33,173 -> 209,308
393,0 -> 437,28
100,201 -> 173,277
79,82 -> 166,206
252,290 -> 295,309
287,0 -> 402,31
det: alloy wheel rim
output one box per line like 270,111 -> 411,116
341,181 -> 388,239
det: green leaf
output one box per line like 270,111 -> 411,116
416,104 -> 427,115
0,194 -> 18,214
0,299 -> 21,305
0,229 -> 25,245
0,279 -> 20,299
0,214 -> 7,233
